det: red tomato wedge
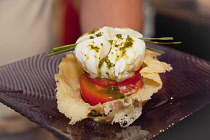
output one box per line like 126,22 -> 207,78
119,80 -> 144,95
80,71 -> 144,106
80,74 -> 121,105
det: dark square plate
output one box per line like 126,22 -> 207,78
0,44 -> 210,140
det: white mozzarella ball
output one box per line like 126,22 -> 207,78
74,27 -> 146,81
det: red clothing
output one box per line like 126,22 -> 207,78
63,0 -> 80,45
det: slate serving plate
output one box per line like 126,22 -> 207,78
0,44 -> 210,140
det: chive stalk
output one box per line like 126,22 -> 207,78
48,37 -> 181,56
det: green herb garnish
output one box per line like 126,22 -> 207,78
47,44 -> 76,56
47,37 -> 181,56
140,37 -> 174,41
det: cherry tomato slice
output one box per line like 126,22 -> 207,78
119,80 -> 144,95
84,69 -> 141,87
84,75 -> 117,87
80,74 -> 117,106
79,70 -> 144,105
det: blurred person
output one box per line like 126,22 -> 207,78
0,0 -> 144,66
0,0 -> 58,66
0,1 -> 63,139
65,0 -> 145,44
0,0 -> 145,139
77,0 -> 143,33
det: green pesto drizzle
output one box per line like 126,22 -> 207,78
105,57 -> 115,69
89,36 -> 94,39
109,40 -> 113,45
98,56 -> 115,69
119,35 -> 133,55
116,55 -> 120,59
89,45 -> 100,52
123,35 -> 133,49
105,72 -> 110,78
88,28 -> 99,34
96,32 -> 102,37
114,43 -> 119,47
98,71 -> 102,78
116,34 -> 122,39
97,55 -> 115,78
98,57 -> 106,69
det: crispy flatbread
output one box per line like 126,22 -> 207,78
55,50 -> 172,127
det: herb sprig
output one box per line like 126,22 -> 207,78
47,37 -> 181,56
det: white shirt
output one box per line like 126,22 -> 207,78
0,0 -> 57,66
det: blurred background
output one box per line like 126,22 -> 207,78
149,0 -> 210,61
0,0 -> 209,140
